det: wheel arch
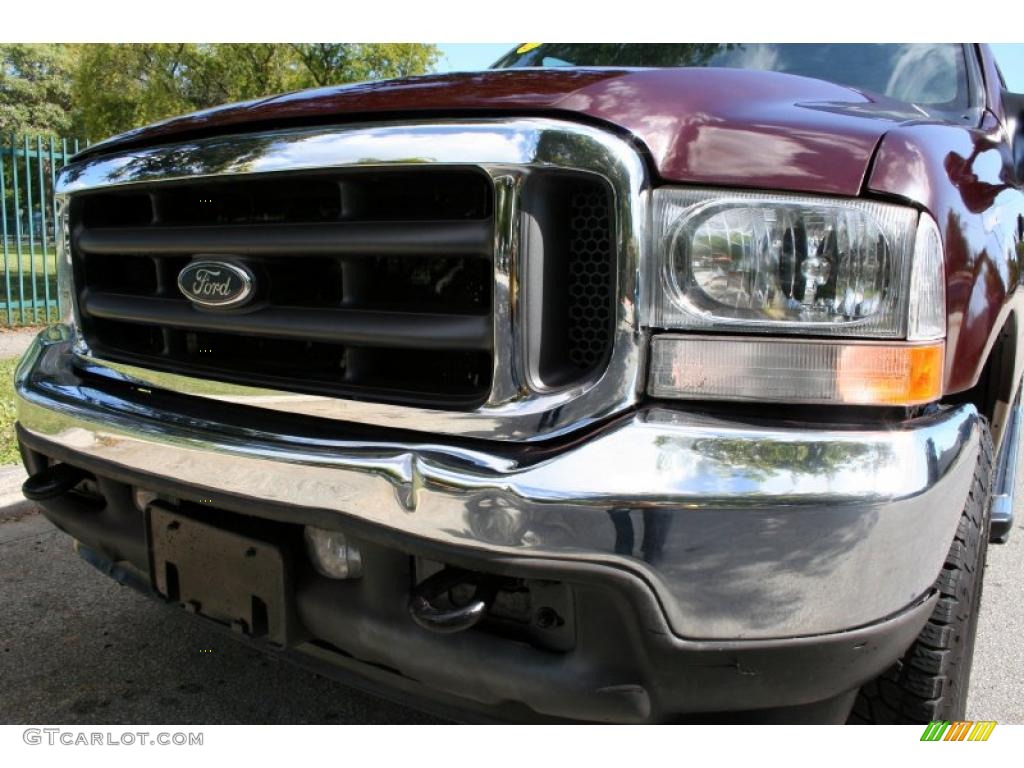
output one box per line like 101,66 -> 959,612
946,309 -> 1020,454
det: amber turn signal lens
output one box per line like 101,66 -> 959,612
648,336 -> 944,406
836,343 -> 944,406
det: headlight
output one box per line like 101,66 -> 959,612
650,188 -> 944,338
648,188 -> 946,405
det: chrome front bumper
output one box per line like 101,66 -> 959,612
16,328 -> 981,641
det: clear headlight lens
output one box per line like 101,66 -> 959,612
650,188 -> 925,338
906,213 -> 946,341
647,188 -> 947,405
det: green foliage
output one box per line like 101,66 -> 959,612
3,44 -> 442,142
71,43 -> 441,141
288,43 -> 440,87
0,44 -> 76,136
72,44 -> 199,141
0,356 -> 21,465
195,44 -> 296,103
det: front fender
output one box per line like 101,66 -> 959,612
867,112 -> 1024,399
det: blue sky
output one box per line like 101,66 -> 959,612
438,43 -> 1024,91
992,44 -> 1024,91
437,43 -> 514,72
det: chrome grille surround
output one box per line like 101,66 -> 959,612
56,119 -> 649,442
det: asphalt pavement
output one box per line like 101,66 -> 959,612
0,482 -> 438,724
0,460 -> 1021,724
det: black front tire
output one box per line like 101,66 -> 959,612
849,422 -> 993,724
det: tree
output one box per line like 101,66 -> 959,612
0,44 -> 76,136
288,43 -> 440,88
72,44 -> 196,141
193,44 -> 295,104
71,43 -> 441,141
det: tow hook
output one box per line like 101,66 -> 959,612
22,463 -> 89,501
408,567 -> 498,634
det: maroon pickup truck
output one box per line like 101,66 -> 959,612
14,43 -> 1024,723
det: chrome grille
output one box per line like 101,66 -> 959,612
57,120 -> 647,441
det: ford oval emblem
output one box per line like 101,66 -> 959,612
178,260 -> 255,308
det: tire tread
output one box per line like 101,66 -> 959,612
849,420 -> 993,724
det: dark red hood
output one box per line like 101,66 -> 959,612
78,68 -> 926,196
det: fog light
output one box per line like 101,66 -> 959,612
304,526 -> 362,579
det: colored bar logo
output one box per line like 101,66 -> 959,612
920,721 -> 997,741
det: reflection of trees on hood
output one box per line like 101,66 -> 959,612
59,127 -> 442,189
61,132 -> 314,187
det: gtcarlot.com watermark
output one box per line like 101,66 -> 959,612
23,728 -> 203,746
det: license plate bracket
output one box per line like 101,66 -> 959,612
147,502 -> 291,647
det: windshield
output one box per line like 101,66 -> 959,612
493,44 -> 970,110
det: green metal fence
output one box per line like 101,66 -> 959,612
0,136 -> 84,326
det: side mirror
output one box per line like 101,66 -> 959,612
1003,90 -> 1024,184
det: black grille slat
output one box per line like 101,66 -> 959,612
82,292 -> 492,351
76,220 -> 493,258
72,168 -> 497,409
83,319 -> 492,407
